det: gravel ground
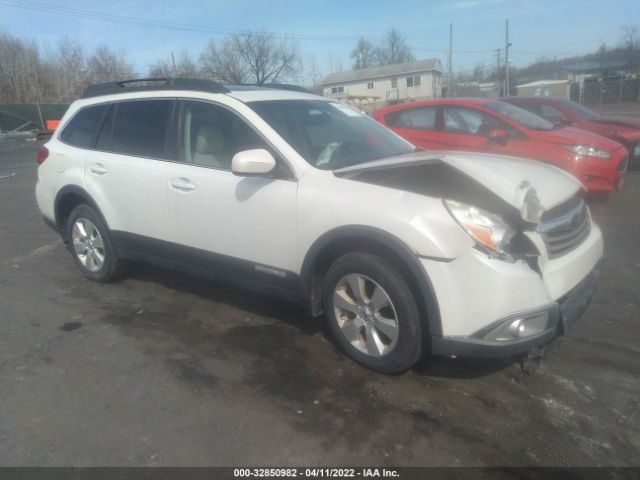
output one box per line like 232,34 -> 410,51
0,137 -> 639,467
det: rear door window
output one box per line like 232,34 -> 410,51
60,104 -> 106,148
110,100 -> 173,158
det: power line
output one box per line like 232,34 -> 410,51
0,0 -> 361,41
0,0 -> 504,56
0,0 -> 627,66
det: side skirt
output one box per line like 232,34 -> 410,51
111,231 -> 303,305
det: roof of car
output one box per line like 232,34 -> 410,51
226,85 -> 325,102
375,97 -> 493,115
503,96 -> 568,103
81,78 -> 325,103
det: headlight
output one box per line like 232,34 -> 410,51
561,144 -> 611,159
444,200 -> 515,255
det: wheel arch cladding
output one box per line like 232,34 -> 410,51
54,186 -> 108,240
300,225 -> 442,338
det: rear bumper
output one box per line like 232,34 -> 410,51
431,260 -> 601,358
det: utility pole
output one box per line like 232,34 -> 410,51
505,19 -> 512,97
448,22 -> 453,97
496,48 -> 502,96
171,51 -> 177,76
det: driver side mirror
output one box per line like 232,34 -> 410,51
488,128 -> 508,141
231,149 -> 276,176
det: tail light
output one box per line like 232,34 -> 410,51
37,146 -> 49,165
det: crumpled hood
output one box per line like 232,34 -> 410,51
440,151 -> 583,212
335,151 -> 583,214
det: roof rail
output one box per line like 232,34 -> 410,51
239,83 -> 315,94
81,77 -> 230,98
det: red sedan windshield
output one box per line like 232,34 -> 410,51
486,101 -> 556,131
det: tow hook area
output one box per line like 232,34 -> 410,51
519,347 -> 545,374
519,336 -> 562,375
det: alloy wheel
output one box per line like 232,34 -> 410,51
333,274 -> 399,357
71,218 -> 105,272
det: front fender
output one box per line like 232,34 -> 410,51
299,225 -> 444,337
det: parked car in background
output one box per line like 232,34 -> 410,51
375,98 -> 628,193
36,78 -> 603,374
502,96 -> 640,169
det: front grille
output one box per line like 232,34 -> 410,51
538,198 -> 591,259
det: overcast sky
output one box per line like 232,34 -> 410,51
1,0 -> 638,82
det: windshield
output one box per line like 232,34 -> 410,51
486,101 -> 556,131
561,100 -> 601,120
248,100 -> 414,170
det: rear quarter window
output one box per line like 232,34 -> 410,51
60,104 -> 106,148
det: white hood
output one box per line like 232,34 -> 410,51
335,151 -> 583,214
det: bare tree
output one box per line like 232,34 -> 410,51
0,32 -> 40,103
375,29 -> 414,66
175,51 -> 199,78
199,39 -> 249,83
148,59 -> 171,78
472,62 -> 487,82
53,37 -> 87,101
230,31 -> 298,85
86,45 -> 132,84
597,42 -> 608,70
326,51 -> 344,74
149,51 -> 200,78
306,54 -> 322,89
620,24 -> 640,69
350,36 -> 375,69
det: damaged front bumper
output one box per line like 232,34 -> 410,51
431,260 -> 601,358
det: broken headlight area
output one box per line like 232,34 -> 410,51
444,199 -> 517,257
444,199 -> 541,263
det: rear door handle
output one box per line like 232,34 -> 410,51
89,163 -> 107,175
170,177 -> 196,192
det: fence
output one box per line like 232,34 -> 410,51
579,77 -> 640,105
0,104 -> 69,133
447,76 -> 640,105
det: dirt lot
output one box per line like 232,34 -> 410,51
0,137 -> 639,467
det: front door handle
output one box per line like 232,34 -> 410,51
170,177 -> 196,192
89,163 -> 107,175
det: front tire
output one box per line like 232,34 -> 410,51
66,204 -> 129,282
323,252 -> 423,374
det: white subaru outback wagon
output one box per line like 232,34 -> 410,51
36,78 -> 603,373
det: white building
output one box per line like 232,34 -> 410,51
320,59 -> 443,113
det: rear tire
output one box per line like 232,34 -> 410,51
322,252 -> 423,374
66,204 -> 129,282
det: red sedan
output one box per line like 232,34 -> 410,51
502,96 -> 640,169
375,98 -> 628,193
